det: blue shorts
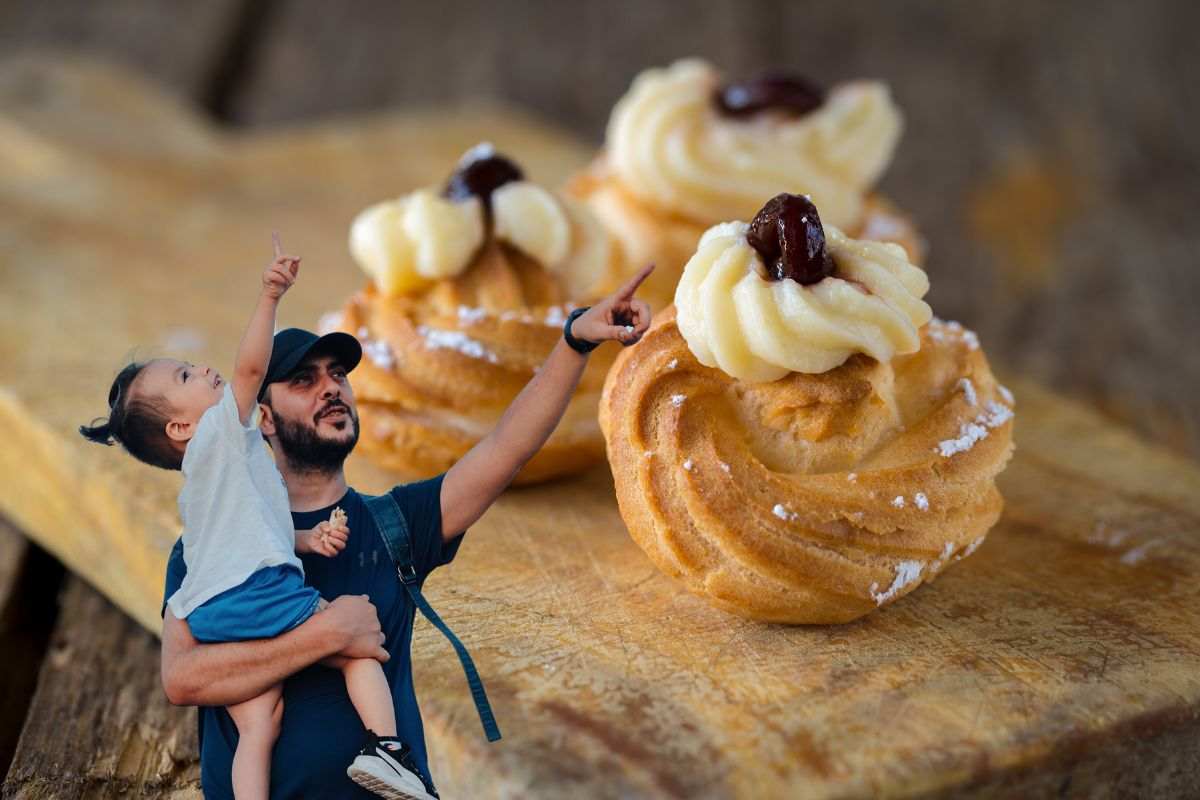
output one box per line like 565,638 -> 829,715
187,565 -> 322,644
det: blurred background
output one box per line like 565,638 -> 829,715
4,0 -> 1197,459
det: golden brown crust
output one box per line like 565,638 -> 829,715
331,241 -> 617,485
600,307 -> 1014,624
566,157 -> 926,311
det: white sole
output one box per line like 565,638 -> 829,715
347,755 -> 437,800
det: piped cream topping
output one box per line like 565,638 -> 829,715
349,178 -> 611,298
675,221 -> 932,381
606,59 -> 903,229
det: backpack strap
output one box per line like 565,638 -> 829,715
362,492 -> 501,742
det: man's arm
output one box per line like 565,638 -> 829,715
160,594 -> 387,707
231,233 -> 298,423
440,265 -> 654,541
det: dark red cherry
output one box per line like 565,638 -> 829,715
442,144 -> 524,211
746,193 -> 835,285
715,73 -> 825,118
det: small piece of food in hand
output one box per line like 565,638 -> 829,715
330,507 -> 347,528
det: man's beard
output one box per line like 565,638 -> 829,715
269,402 -> 360,474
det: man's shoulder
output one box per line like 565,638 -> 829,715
385,472 -> 445,504
348,473 -> 445,512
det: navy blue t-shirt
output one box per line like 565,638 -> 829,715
161,474 -> 465,799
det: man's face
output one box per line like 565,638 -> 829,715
260,353 -> 359,472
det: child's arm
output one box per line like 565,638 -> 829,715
439,264 -> 655,540
294,519 -> 349,558
232,232 -> 299,425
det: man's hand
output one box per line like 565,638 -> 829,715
263,231 -> 300,300
160,592 -> 387,707
569,263 -> 654,347
324,594 -> 390,662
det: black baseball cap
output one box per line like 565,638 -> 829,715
259,328 -> 362,400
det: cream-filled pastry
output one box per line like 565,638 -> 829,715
326,143 -> 620,485
568,59 -> 924,310
600,194 -> 1013,624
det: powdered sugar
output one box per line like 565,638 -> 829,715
928,541 -> 955,572
936,400 -> 1013,458
363,338 -> 396,369
914,492 -> 929,511
891,496 -> 906,509
999,384 -> 1015,405
846,473 -> 858,482
957,536 -> 986,560
416,326 -> 499,363
869,560 -> 925,606
457,305 -> 489,324
544,305 -> 569,326
682,458 -> 694,471
495,304 -> 576,327
772,503 -> 798,521
957,377 -> 978,406
666,358 -> 678,369
928,318 -> 980,351
670,393 -> 687,407
719,461 -> 731,474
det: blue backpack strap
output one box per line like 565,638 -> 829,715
362,492 -> 501,742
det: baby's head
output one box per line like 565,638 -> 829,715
79,358 -> 226,470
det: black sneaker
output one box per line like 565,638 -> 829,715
346,730 -> 438,800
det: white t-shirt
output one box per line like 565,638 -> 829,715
165,383 -> 302,620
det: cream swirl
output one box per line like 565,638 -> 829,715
606,59 -> 902,229
349,190 -> 484,295
349,180 -> 611,298
675,222 -> 932,381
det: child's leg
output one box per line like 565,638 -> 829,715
226,683 -> 284,800
310,598 -> 397,737
342,657 -> 397,737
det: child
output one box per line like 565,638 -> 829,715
80,234 -> 434,800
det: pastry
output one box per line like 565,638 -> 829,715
568,58 -> 924,310
599,194 -> 1014,624
322,143 -> 619,485
330,507 -> 347,528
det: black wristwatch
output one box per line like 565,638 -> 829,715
563,306 -> 600,354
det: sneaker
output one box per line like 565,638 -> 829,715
347,730 -> 438,800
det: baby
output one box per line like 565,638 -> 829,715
80,235 -> 433,800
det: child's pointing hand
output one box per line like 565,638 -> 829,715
264,231 -> 300,300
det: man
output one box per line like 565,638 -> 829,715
159,264 -> 654,798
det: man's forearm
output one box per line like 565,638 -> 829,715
164,611 -> 339,707
489,337 -> 589,465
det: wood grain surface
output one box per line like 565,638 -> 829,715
2,577 -> 200,799
2,54 -> 1199,798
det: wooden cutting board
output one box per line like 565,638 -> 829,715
2,54 -> 1198,798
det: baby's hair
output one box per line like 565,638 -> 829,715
79,361 -> 183,471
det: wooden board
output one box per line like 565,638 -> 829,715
2,55 -> 1198,798
0,519 -> 63,781
2,576 -> 201,799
